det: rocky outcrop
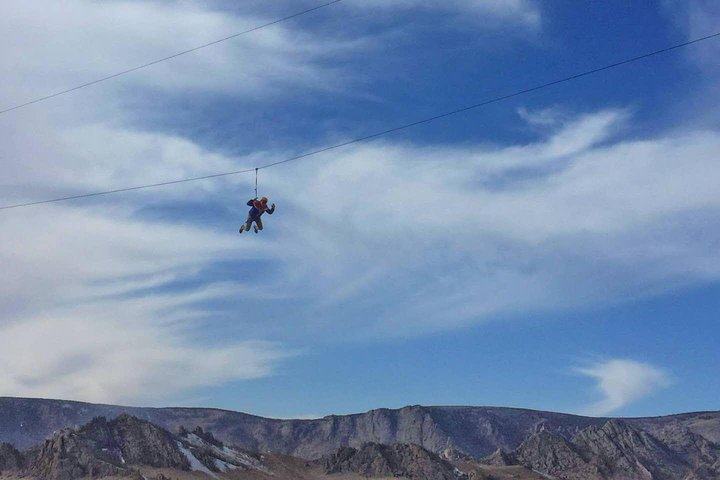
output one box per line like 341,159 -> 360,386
100,415 -> 189,468
9,414 -> 275,480
651,423 -> 720,473
570,419 -> 684,479
515,430 -> 600,479
177,425 -> 267,474
512,419 -> 720,480
324,443 -> 463,480
0,442 -> 25,473
480,447 -> 515,466
28,415 -> 191,480
30,428 -> 130,480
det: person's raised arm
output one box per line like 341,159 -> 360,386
267,203 -> 276,214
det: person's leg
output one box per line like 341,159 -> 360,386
240,217 -> 252,233
256,217 -> 263,232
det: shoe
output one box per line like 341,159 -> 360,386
254,226 -> 259,233
239,225 -> 245,233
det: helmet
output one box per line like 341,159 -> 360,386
260,196 -> 268,204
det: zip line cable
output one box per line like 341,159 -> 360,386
2,31 -> 719,211
0,0 -> 343,116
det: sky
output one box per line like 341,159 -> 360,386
0,0 -> 719,419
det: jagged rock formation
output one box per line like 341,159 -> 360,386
571,420 -> 685,479
324,442 -> 463,480
177,425 -> 267,474
480,447 -> 515,466
650,422 -> 720,473
22,415 -> 270,480
30,428 -> 131,480
0,442 -> 25,473
512,419 -> 720,480
515,430 -> 601,479
29,415 -> 190,480
88,415 -> 189,468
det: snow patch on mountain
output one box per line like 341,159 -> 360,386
177,442 -> 217,477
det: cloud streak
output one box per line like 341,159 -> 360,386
353,0 -> 541,28
0,205 -> 289,403
256,108 -> 720,337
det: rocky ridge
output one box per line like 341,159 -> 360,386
5,415 -> 273,480
507,419 -> 720,480
323,442 -> 462,480
2,398 -> 720,479
6,397 -> 720,460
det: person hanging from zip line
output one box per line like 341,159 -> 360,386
239,196 -> 275,233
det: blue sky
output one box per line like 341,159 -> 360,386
0,0 -> 719,419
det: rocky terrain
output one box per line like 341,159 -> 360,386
5,397 -> 720,459
511,419 -> 720,480
0,414 -> 563,480
323,443 -> 459,479
0,398 -> 606,456
0,443 -> 25,474
0,415 -> 290,480
1,398 -> 720,479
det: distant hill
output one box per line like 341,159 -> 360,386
1,397 -> 719,462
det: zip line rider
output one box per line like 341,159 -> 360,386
239,196 -> 275,233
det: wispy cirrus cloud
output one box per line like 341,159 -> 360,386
255,107 -> 720,338
0,0 -> 357,105
575,359 -> 671,416
3,104 -> 720,402
353,0 -> 541,28
0,205 -> 289,404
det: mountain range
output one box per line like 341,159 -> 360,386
1,397 -> 719,479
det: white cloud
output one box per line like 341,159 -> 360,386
3,102 -> 720,402
251,108 -> 720,336
0,0 -> 538,116
354,0 -> 541,28
0,314 -> 287,404
0,0 -> 351,404
575,359 -> 670,416
0,310 -> 286,404
0,205 -> 289,403
0,0 -> 353,104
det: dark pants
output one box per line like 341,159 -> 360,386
245,216 -> 263,231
